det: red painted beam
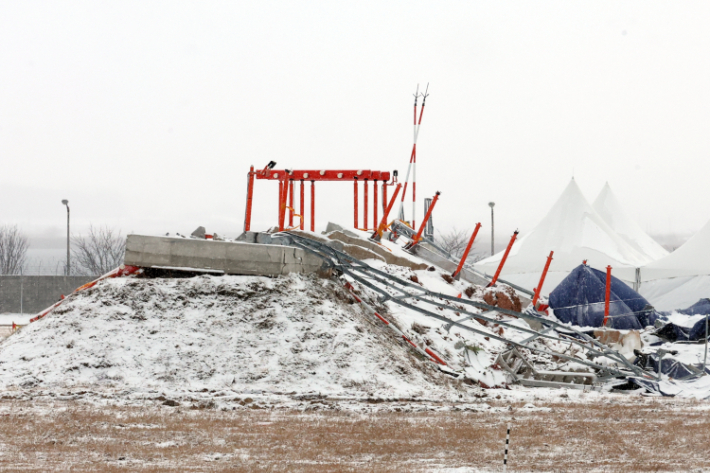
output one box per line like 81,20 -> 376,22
256,169 -> 391,182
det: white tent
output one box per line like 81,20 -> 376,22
592,182 -> 669,262
638,218 -> 710,310
473,179 -> 652,293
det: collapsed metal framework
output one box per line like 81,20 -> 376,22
243,163 -> 396,232
272,231 -> 659,388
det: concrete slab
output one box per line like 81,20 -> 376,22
125,235 -> 324,277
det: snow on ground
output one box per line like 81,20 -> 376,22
0,313 -> 32,325
0,273 -> 473,403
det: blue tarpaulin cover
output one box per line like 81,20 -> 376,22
549,264 -> 659,329
655,299 -> 710,342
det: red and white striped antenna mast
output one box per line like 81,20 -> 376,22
398,83 -> 428,228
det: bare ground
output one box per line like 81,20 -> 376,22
1,396 -> 709,472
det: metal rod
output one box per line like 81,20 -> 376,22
310,180 -> 315,232
704,314 -> 708,370
452,222 -> 482,279
488,231 -> 518,287
604,265 -> 612,327
300,180 -> 305,231
372,183 -> 402,241
532,251 -> 554,307
373,180 -> 378,231
364,179 -> 368,230
406,191 -> 440,249
244,165 -> 255,232
354,179 -> 358,229
288,180 -> 294,227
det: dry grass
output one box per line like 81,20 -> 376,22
1,397 -> 709,472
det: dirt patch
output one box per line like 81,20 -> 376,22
483,285 -> 522,312
0,397 -> 708,472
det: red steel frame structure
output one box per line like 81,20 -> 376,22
243,165 -> 394,232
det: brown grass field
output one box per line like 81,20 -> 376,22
1,396 -> 709,472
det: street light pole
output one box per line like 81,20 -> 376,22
488,202 -> 495,256
62,199 -> 70,276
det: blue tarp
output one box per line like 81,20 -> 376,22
549,264 -> 660,329
634,353 -> 707,380
655,299 -> 710,342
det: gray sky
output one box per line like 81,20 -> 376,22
2,1 -> 709,245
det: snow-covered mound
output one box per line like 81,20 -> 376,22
0,274 -> 465,400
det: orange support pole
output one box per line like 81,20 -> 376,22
406,191 -> 440,249
279,177 -> 290,231
372,183 -> 402,241
288,180 -> 294,227
452,222 -> 482,279
354,179 -> 358,229
310,180 -> 315,232
299,180 -> 305,230
278,180 -> 283,228
363,179 -> 368,230
532,251 -> 554,307
604,265 -> 612,327
488,231 -> 519,287
373,180 -> 378,231
382,182 -> 387,217
244,165 -> 255,231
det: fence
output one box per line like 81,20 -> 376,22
0,276 -> 93,314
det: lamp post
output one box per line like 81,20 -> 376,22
62,199 -> 70,276
488,202 -> 495,256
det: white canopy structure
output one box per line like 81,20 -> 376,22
592,183 -> 669,262
638,218 -> 710,310
473,179 -> 654,293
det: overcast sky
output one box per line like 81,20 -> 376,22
2,1 -> 709,246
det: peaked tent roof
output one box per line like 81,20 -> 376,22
640,217 -> 710,282
592,183 -> 669,262
474,179 -> 652,284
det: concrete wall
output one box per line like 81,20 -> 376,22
125,235 -> 324,276
0,276 -> 92,314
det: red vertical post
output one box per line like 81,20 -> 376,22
310,180 -> 315,232
488,231 -> 519,287
372,183 -> 402,241
244,166 -> 255,231
354,179 -> 359,229
288,180 -> 294,227
277,180 -> 283,229
299,180 -> 305,230
407,191 -> 440,249
382,182 -> 388,217
532,251 -> 554,307
373,180 -> 378,231
452,222 -> 482,279
279,177 -> 290,231
363,179 -> 369,230
604,265 -> 612,327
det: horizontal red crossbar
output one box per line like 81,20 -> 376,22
256,169 -> 391,182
